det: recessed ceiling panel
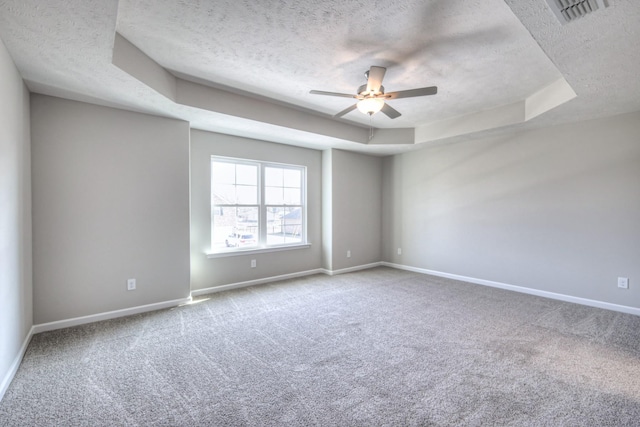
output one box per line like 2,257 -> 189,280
116,0 -> 564,128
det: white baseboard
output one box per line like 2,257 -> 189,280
382,262 -> 640,316
191,268 -> 325,297
32,297 -> 192,334
321,262 -> 383,276
0,325 -> 34,402
191,263 -> 384,296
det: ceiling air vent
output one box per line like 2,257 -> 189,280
546,0 -> 612,24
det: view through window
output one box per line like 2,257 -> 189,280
211,157 -> 305,252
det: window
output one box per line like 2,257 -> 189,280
211,157 -> 306,253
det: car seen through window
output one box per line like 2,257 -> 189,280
225,232 -> 257,248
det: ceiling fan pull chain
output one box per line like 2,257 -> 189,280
369,115 -> 374,140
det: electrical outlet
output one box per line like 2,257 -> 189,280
618,277 -> 629,289
127,278 -> 136,291
251,259 -> 256,268
397,248 -> 402,255
347,250 -> 351,258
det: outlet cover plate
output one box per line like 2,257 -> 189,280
618,277 -> 629,289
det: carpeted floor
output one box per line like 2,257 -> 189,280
2,267 -> 640,426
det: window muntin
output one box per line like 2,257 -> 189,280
211,157 -> 306,253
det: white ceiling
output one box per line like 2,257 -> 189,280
1,0 -> 639,155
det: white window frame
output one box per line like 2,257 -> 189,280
208,156 -> 309,257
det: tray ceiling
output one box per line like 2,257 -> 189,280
0,0 -> 638,154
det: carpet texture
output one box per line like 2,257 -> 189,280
2,267 -> 640,426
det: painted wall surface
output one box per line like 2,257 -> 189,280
321,149 -> 333,270
328,149 -> 382,271
383,111 -> 640,308
0,38 -> 32,398
190,130 -> 322,290
31,96 -> 191,324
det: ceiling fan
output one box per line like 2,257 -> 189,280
309,66 -> 437,119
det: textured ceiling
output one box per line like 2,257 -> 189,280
0,0 -> 639,155
116,0 -> 560,127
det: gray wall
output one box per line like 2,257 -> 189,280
321,149 -> 333,270
190,130 -> 322,290
0,38 -> 32,397
383,111 -> 640,308
324,149 -> 382,271
31,95 -> 191,324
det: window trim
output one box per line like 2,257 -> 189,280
209,156 -> 307,255
206,242 -> 312,258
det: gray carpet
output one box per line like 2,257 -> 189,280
2,267 -> 640,426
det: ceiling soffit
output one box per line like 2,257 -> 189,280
112,26 -> 574,146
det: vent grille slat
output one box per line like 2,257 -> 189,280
547,0 -> 611,24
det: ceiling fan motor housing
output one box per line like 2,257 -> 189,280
358,84 -> 384,97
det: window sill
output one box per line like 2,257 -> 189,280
206,243 -> 312,259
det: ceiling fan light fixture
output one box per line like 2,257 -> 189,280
310,65 -> 438,119
357,97 -> 385,115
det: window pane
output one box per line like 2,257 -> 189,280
213,183 -> 237,204
265,186 -> 283,205
266,206 -> 302,246
283,169 -> 300,188
236,164 -> 257,185
212,161 -> 235,185
237,184 -> 258,204
211,206 -> 259,251
265,167 -> 283,187
283,188 -> 300,205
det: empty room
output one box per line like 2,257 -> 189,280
1,0 -> 640,425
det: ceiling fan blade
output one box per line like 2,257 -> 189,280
366,66 -> 386,93
385,86 -> 438,100
310,90 -> 357,99
381,103 -> 401,119
334,104 -> 358,118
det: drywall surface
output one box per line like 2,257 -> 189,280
0,38 -> 32,398
321,149 -> 333,271
31,96 -> 191,324
190,130 -> 322,290
327,149 -> 382,271
383,111 -> 640,308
